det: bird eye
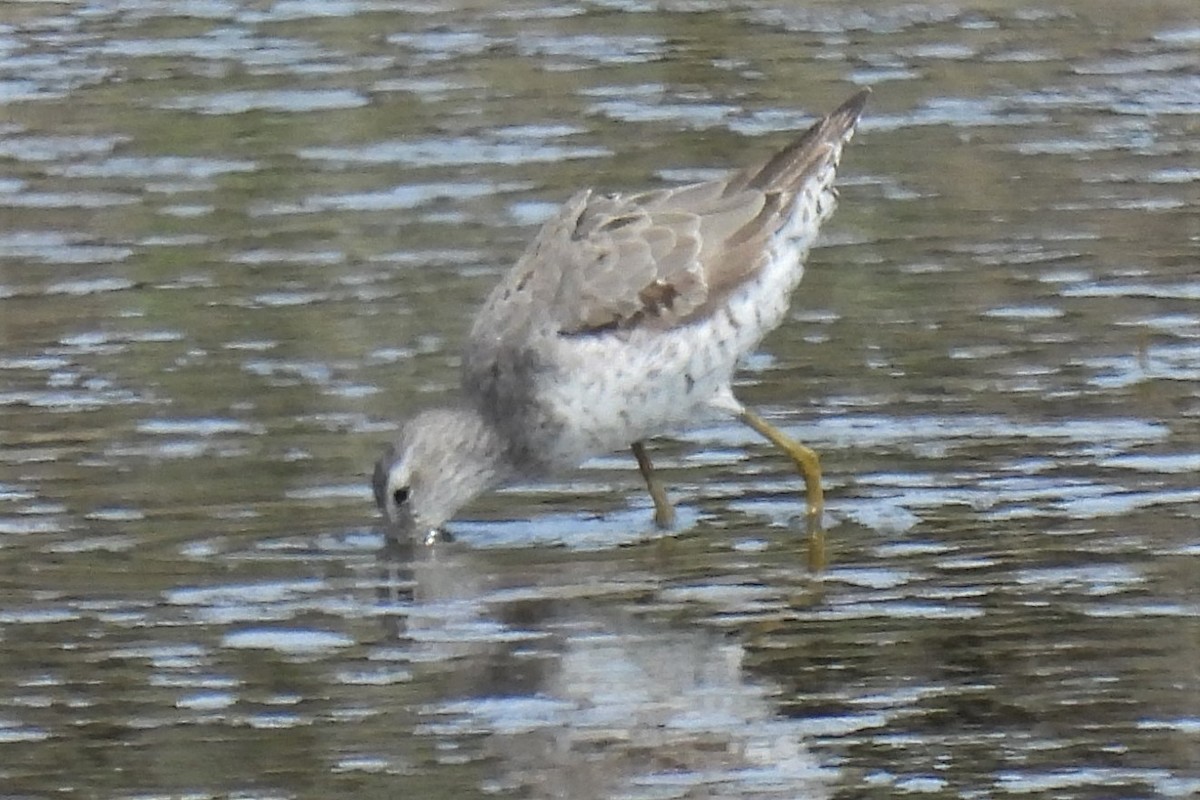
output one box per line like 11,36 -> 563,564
392,487 -> 410,506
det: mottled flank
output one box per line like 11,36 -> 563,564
375,90 -> 869,540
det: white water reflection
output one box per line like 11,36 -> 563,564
2,0 -> 1199,798
424,629 -> 835,799
381,546 -> 836,799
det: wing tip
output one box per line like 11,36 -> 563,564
743,87 -> 871,192
839,87 -> 872,117
826,86 -> 872,140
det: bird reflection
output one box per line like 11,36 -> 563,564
370,531 -> 836,798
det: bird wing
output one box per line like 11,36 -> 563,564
466,89 -> 869,358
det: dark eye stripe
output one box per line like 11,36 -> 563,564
392,487 -> 410,506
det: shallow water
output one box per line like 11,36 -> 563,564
2,1 -> 1198,798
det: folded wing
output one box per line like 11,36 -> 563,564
467,89 -> 869,368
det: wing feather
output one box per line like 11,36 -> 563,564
467,89 -> 869,367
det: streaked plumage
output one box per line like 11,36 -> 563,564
375,89 -> 869,544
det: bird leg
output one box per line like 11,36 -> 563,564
737,408 -> 826,570
632,441 -> 675,529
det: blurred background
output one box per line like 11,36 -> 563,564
1,1 -> 1198,797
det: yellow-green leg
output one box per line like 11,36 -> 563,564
737,409 -> 827,571
632,441 -> 675,529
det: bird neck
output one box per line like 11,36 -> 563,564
440,404 -> 518,493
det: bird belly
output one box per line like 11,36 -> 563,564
530,236 -> 813,469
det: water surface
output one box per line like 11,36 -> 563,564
2,1 -> 1198,798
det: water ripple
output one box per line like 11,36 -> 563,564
159,88 -> 369,114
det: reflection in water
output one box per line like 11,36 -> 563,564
379,542 -> 834,799
1,0 -> 1199,797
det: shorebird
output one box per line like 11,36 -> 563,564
374,89 -> 869,553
